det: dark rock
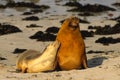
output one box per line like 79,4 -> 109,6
95,23 -> 120,35
78,12 -> 94,16
88,26 -> 100,29
26,24 -> 43,28
13,48 -> 27,54
87,50 -> 114,54
65,2 -> 116,13
112,3 -> 120,7
87,50 -> 104,54
81,30 -> 94,39
29,31 -> 56,41
79,18 -> 90,24
30,9 -> 43,14
22,12 -> 33,15
45,27 -> 59,34
29,31 -> 44,39
0,2 -> 50,9
64,1 -> 82,7
60,19 -> 65,24
6,2 -> 40,8
36,5 -> 50,10
60,18 -> 89,24
0,4 -> 6,8
111,16 -> 120,22
0,23 -> 22,35
22,16 -> 39,21
95,37 -> 120,45
37,32 -> 56,41
0,57 -> 7,60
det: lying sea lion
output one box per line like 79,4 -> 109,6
56,16 -> 88,70
16,40 -> 60,73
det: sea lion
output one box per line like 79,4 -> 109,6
56,16 -> 88,70
16,40 -> 60,73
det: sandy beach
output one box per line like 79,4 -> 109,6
0,0 -> 120,80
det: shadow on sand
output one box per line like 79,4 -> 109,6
87,57 -> 108,68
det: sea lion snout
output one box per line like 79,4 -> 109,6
68,17 -> 79,30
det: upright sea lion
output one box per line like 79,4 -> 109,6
56,16 -> 88,70
16,40 -> 60,73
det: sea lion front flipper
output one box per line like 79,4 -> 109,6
21,65 -> 27,73
55,58 -> 61,71
81,54 -> 88,69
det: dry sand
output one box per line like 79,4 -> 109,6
0,10 -> 120,80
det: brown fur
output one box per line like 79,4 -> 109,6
56,16 -> 88,70
16,40 -> 60,73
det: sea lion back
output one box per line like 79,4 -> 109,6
16,50 -> 40,72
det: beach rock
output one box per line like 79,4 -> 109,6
87,50 -> 104,54
0,57 -> 7,60
112,3 -> 120,7
22,12 -> 33,15
60,18 -> 89,24
95,23 -> 120,35
87,50 -> 114,54
111,16 -> 120,22
88,22 -> 120,35
29,31 -> 56,41
45,27 -> 59,34
95,25 -> 112,35
81,30 -> 94,39
37,32 -> 56,41
29,25 -> 94,42
30,9 -> 43,14
88,25 -> 100,29
79,19 -> 90,24
29,31 -> 44,39
0,2 -> 50,9
26,24 -> 43,28
22,16 -> 39,21
13,48 -> 27,54
95,37 -> 120,45
0,23 -> 22,35
78,12 -> 94,16
64,1 -> 82,7
64,2 -> 116,13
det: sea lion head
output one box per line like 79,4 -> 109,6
62,16 -> 80,31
